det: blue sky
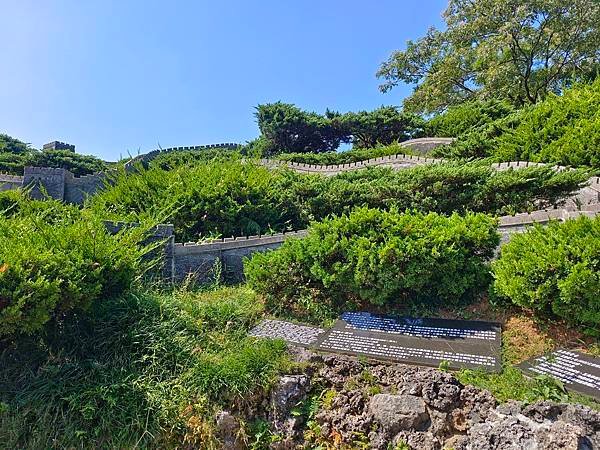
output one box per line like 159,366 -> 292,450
1,0 -> 447,161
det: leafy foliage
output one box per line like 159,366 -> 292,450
493,79 -> 600,167
434,79 -> 600,167
426,99 -> 515,138
493,216 -> 600,333
245,208 -> 499,320
378,0 -> 600,113
0,192 -> 148,338
90,159 -> 586,242
256,102 -> 346,154
338,106 -> 425,148
277,142 -> 417,165
0,133 -> 108,176
255,103 -> 424,155
0,134 -> 30,154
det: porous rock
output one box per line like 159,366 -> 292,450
369,393 -> 429,433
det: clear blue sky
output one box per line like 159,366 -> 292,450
1,0 -> 447,161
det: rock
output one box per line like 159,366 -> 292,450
215,411 -> 244,450
369,394 -> 429,433
270,374 -> 310,428
534,421 -> 586,450
443,434 -> 467,449
453,385 -> 497,430
393,430 -> 442,450
460,401 -> 599,450
418,370 -> 462,411
465,415 -> 537,449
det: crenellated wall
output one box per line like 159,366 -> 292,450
158,205 -> 599,283
173,230 -> 308,282
124,142 -> 241,170
0,173 -> 24,192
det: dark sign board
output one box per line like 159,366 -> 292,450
315,312 -> 501,372
519,349 -> 600,401
250,312 -> 501,372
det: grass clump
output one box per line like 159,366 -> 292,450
0,286 -> 288,449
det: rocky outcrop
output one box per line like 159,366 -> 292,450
266,353 -> 600,450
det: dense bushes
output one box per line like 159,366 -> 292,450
276,142 -> 416,165
89,161 -> 307,241
90,159 -> 586,241
492,216 -> 600,333
0,287 -> 287,448
299,162 -> 586,220
426,99 -> 515,138
435,80 -> 600,167
0,194 -> 148,337
246,208 -> 499,319
493,80 -> 600,167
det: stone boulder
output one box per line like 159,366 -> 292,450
369,394 -> 430,433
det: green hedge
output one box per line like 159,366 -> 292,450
245,208 -> 499,319
90,159 -> 586,242
435,80 -> 600,168
0,194 -> 148,337
492,216 -> 600,333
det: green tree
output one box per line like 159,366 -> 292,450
0,133 -> 31,154
377,0 -> 600,113
340,106 -> 425,148
255,102 -> 347,154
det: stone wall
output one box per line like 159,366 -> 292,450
64,171 -> 107,204
0,173 -> 24,192
173,231 -> 308,283
124,142 -> 241,171
103,221 -> 176,280
2,166 -> 107,204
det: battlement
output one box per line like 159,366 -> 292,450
43,141 -> 75,152
124,142 -> 242,170
0,173 -> 24,183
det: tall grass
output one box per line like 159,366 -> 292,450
0,286 -> 287,449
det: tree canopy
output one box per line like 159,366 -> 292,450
254,103 -> 424,154
377,0 -> 600,113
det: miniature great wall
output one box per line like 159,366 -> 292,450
1,138 -> 599,282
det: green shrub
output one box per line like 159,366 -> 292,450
301,162 -> 587,219
148,147 -> 240,170
277,142 -> 416,165
436,80 -> 600,167
426,99 -> 515,138
493,79 -> 600,168
0,199 -> 148,337
90,159 -> 585,242
492,216 -> 600,333
89,161 -> 307,241
246,208 -> 499,320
